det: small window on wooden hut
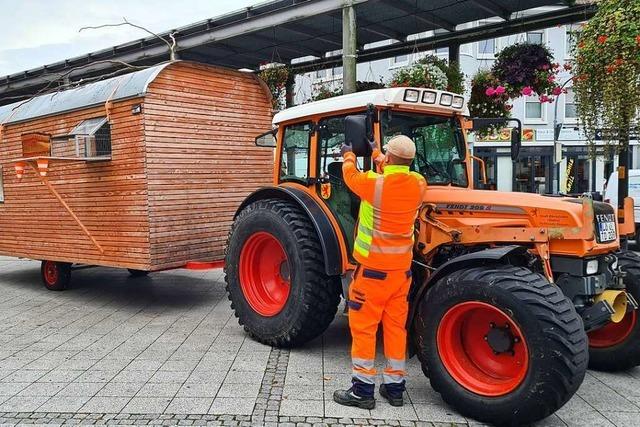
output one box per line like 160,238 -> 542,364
51,117 -> 111,159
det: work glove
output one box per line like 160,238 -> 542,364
340,143 -> 353,157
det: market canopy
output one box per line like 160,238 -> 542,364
0,0 -> 595,105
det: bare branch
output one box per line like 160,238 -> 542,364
79,17 -> 176,60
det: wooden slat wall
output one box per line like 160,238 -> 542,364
144,62 -> 273,269
0,99 -> 151,269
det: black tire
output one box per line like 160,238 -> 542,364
40,260 -> 72,291
224,198 -> 341,347
413,264 -> 588,426
588,250 -> 640,371
128,269 -> 149,277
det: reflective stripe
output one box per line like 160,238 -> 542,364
355,237 -> 371,251
352,357 -> 375,369
372,228 -> 413,240
352,358 -> 376,384
353,372 -> 376,384
383,372 -> 405,384
357,223 -> 373,237
384,165 -> 411,175
386,358 -> 406,371
369,243 -> 414,254
373,176 -> 384,209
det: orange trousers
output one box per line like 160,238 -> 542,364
348,267 -> 411,385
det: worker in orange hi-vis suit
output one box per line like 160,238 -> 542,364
333,135 -> 426,410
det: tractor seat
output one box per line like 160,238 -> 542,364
326,161 -> 360,219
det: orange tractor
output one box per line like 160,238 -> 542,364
224,87 -> 640,425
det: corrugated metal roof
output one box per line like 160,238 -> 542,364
0,62 -> 172,125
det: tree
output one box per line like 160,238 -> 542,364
572,0 -> 640,216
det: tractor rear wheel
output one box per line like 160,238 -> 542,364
225,198 -> 341,347
413,265 -> 588,426
588,250 -> 640,371
41,261 -> 72,291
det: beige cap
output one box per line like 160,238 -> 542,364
386,135 -> 416,160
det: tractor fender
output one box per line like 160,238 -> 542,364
408,245 -> 529,329
235,186 -> 342,276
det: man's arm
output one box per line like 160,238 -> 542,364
342,150 -> 381,201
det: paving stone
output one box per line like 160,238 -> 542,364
209,398 -> 255,415
166,397 -> 214,415
123,397 -> 172,414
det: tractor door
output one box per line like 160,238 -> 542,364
316,115 -> 364,257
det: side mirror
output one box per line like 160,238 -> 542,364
345,115 -> 373,157
511,128 -> 521,161
255,129 -> 276,147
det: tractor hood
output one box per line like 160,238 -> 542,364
422,187 -> 619,256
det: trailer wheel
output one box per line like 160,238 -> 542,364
412,265 -> 588,426
41,261 -> 72,291
127,269 -> 149,277
588,250 -> 640,371
225,198 -> 341,347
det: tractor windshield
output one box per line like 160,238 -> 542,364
381,111 -> 468,187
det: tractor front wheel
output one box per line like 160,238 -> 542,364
225,198 -> 341,347
41,261 -> 72,291
413,265 -> 588,426
588,250 -> 640,371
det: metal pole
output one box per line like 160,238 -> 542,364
552,78 -> 574,194
342,1 -> 357,94
448,43 -> 460,65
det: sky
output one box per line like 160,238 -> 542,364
0,0 -> 261,77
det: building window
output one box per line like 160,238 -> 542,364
52,117 -> 112,158
315,69 -> 327,80
333,66 -> 343,77
565,24 -> 582,58
565,87 -> 577,120
0,166 -> 4,203
524,96 -> 544,121
526,30 -> 544,45
389,54 -> 409,68
477,38 -> 496,58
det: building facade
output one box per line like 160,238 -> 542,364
294,13 -> 640,196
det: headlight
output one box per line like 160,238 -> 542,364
440,93 -> 453,106
404,89 -> 420,103
586,259 -> 599,275
422,91 -> 437,104
452,96 -> 464,109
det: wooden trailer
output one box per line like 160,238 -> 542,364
0,61 -> 273,289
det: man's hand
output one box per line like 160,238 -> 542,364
340,143 -> 353,157
369,140 -> 385,165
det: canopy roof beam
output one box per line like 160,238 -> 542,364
469,0 -> 512,21
386,2 -> 457,32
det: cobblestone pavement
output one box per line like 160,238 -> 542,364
0,257 -> 639,426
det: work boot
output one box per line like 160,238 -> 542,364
379,383 -> 404,407
333,379 -> 375,409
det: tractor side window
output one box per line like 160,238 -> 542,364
280,122 -> 311,183
318,116 -> 346,177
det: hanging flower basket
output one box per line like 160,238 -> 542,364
468,70 -> 512,135
491,42 -> 562,102
258,64 -> 290,110
390,60 -> 448,90
310,81 -> 385,102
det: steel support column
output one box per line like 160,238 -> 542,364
448,43 -> 460,64
342,1 -> 357,94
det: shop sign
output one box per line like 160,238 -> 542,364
475,127 -> 534,142
536,128 -> 586,141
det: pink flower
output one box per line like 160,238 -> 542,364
522,86 -> 533,96
495,85 -> 506,95
547,75 -> 556,82
485,87 -> 496,96
552,87 -> 563,96
539,95 -> 549,103
541,64 -> 550,71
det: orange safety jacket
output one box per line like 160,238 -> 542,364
343,150 -> 427,271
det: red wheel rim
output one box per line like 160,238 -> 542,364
239,232 -> 290,317
43,261 -> 59,286
589,311 -> 637,348
437,301 -> 529,397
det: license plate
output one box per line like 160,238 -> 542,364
598,221 -> 616,242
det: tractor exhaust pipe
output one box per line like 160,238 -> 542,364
594,290 -> 628,323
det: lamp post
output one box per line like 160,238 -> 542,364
552,77 -> 575,194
